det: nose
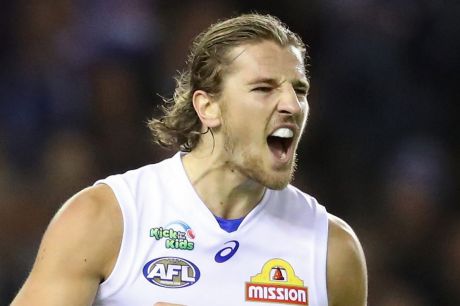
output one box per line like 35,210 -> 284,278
277,85 -> 305,116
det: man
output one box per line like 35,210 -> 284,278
12,14 -> 367,305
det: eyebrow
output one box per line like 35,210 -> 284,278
247,77 -> 279,86
247,77 -> 310,91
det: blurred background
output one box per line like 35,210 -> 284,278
0,0 -> 459,305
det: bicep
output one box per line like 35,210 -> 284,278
327,214 -> 368,306
11,185 -> 122,306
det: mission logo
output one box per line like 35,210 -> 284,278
245,258 -> 309,305
143,256 -> 200,288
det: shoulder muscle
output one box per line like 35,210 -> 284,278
327,213 -> 368,306
45,183 -> 122,278
11,184 -> 122,305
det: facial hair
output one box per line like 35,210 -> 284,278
221,115 -> 297,190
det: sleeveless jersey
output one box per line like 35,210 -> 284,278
93,152 -> 329,306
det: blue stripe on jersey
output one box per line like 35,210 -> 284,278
214,215 -> 244,233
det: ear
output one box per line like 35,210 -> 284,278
192,90 -> 221,129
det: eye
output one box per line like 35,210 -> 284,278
295,88 -> 308,98
252,86 -> 273,93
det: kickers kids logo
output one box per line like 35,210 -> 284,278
150,220 -> 195,250
246,259 -> 309,305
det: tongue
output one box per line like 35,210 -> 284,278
267,137 -> 286,159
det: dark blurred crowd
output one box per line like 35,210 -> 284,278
1,1 -> 459,305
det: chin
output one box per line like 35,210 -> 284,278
252,165 -> 294,190
264,159 -> 297,190
236,162 -> 292,190
262,173 -> 292,190
233,149 -> 297,190
265,181 -> 289,190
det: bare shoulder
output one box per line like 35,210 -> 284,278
11,184 -> 122,305
45,183 -> 123,278
327,213 -> 368,306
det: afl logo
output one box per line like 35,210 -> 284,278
143,257 -> 200,288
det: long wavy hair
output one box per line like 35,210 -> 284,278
148,13 -> 307,151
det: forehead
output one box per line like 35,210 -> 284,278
225,40 -> 307,82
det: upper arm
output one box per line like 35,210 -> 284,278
327,214 -> 368,306
11,184 -> 123,306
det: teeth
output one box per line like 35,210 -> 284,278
270,128 -> 293,138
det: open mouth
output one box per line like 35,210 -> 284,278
267,128 -> 294,160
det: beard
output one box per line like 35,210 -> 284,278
222,119 -> 297,190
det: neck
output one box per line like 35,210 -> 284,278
181,149 -> 265,220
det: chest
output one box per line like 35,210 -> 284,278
94,172 -> 328,306
115,209 -> 319,305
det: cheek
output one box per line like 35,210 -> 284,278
229,119 -> 263,147
221,99 -> 269,145
300,100 -> 309,114
300,102 -> 309,123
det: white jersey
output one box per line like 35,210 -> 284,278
93,152 -> 329,306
